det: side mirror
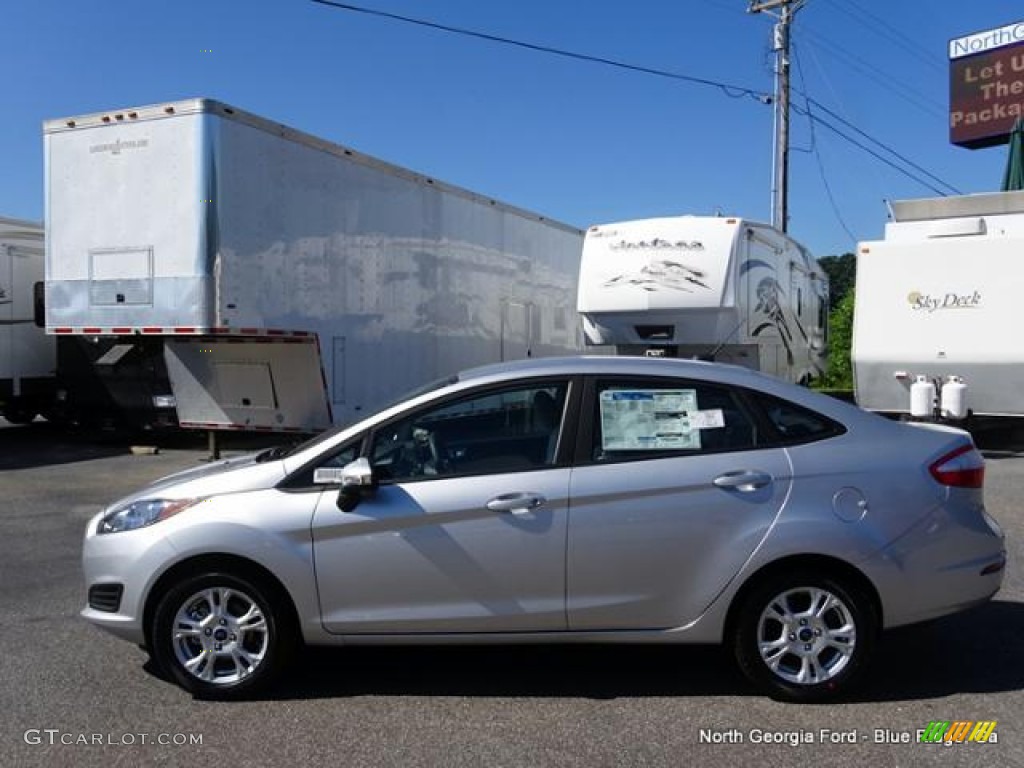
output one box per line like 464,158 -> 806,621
329,457 -> 376,512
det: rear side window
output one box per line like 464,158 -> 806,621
752,393 -> 845,445
591,379 -> 758,462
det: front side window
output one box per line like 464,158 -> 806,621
369,380 -> 569,482
592,379 -> 757,462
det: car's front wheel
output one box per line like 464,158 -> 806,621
151,571 -> 296,699
733,572 -> 877,702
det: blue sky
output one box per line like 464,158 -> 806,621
3,1 -> 1022,257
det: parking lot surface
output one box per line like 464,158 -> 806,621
1,421 -> 1021,768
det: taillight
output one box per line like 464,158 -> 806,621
929,444 -> 985,488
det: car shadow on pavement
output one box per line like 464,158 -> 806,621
0,421 -> 289,470
852,600 -> 1024,702
0,422 -> 129,469
259,600 -> 1024,703
273,643 -> 744,700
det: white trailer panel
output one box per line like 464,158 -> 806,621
577,216 -> 828,384
854,191 -> 1024,417
44,99 -> 582,428
0,217 -> 53,422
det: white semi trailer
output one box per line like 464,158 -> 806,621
44,98 -> 582,432
0,217 -> 53,423
577,216 -> 828,384
854,190 -> 1024,420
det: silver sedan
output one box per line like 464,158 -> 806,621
81,356 -> 1005,702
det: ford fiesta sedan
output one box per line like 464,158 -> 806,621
81,356 -> 1005,702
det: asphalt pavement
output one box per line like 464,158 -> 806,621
1,421 -> 1021,768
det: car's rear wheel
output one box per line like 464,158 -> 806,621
151,571 -> 296,699
733,572 -> 877,702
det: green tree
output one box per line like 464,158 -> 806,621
818,252 -> 856,309
823,288 -> 855,389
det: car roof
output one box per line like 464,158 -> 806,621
459,355 -> 767,386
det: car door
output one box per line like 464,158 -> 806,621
566,376 -> 792,630
312,378 -> 574,634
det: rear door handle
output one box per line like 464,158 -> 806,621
486,492 -> 546,515
713,470 -> 772,492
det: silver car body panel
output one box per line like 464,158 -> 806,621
566,448 -> 792,630
81,356 -> 1005,648
313,468 -> 571,633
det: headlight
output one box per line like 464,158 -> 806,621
98,498 -> 199,534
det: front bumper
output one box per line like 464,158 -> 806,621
81,510 -> 179,645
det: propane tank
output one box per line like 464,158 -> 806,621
910,376 -> 936,418
941,376 -> 968,420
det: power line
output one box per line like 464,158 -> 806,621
797,30 -> 944,118
791,45 -> 858,244
310,0 -> 959,197
792,102 -> 955,196
803,97 -> 960,195
310,0 -> 770,102
829,0 -> 945,72
796,37 -> 896,203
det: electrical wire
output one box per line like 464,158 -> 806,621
825,0 -> 945,73
797,31 -> 945,118
792,103 -> 955,196
797,30 -> 897,202
310,0 -> 770,102
310,0 -> 960,197
803,97 -> 960,195
792,44 -> 858,244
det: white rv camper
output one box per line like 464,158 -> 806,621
853,190 -> 1024,420
0,217 -> 53,423
577,216 -> 828,384
44,99 -> 582,431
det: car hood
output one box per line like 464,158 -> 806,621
109,452 -> 288,507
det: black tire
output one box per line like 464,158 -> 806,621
2,404 -> 37,425
732,571 -> 877,703
151,571 -> 297,700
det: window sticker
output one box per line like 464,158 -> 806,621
600,389 -> 702,451
690,408 -> 725,429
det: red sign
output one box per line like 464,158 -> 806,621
950,42 -> 1024,148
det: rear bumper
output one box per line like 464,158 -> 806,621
868,503 -> 1006,628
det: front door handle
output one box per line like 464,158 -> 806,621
486,492 -> 546,515
713,470 -> 772,492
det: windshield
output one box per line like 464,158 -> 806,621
263,373 -> 461,460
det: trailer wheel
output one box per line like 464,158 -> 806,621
2,403 -> 37,425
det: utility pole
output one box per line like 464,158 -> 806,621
748,0 -> 805,233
